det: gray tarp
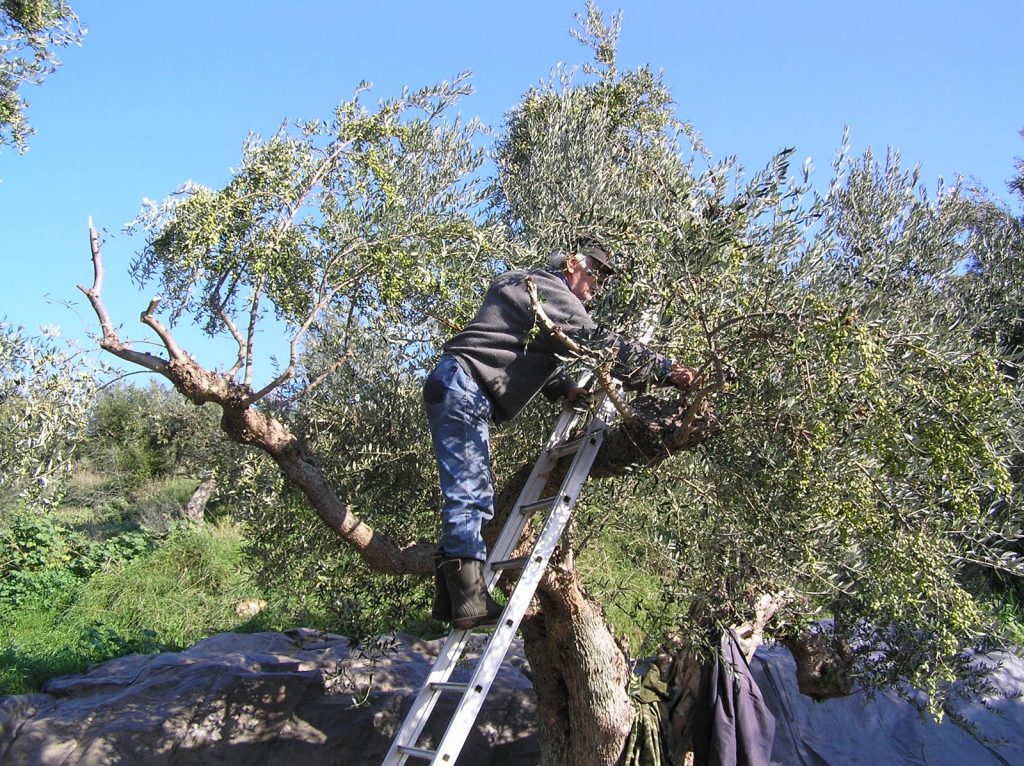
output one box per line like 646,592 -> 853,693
2,630 -> 1022,765
752,644 -> 1024,766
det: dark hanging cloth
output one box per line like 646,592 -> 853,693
692,629 -> 776,766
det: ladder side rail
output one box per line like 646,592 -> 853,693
482,369 -> 603,577
404,321 -> 657,763
483,366 -> 605,586
385,400 -> 598,765
429,412 -> 614,763
380,628 -> 474,766
383,376 -> 623,765
383,402 -> 594,765
481,425 -> 601,594
481,404 -> 588,576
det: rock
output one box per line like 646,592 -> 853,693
0,629 -> 539,765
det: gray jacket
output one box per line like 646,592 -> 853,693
443,268 -> 672,423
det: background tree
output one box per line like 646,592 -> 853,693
0,0 -> 82,153
949,130 -> 1024,605
71,380 -> 237,529
0,321 -> 90,513
78,4 -> 1023,764
957,131 -> 1024,373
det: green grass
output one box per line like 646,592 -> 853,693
0,520 -> 275,696
994,592 -> 1024,647
65,521 -> 257,642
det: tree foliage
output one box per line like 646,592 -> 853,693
129,75 -> 504,395
957,136 -> 1024,376
0,321 -> 90,511
81,381 -> 228,493
493,3 -> 1024,703
0,0 -> 82,152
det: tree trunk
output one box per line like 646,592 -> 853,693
521,575 -> 636,766
482,397 -> 716,766
477,390 -> 723,765
184,476 -> 216,522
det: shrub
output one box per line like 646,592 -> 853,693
0,520 -> 270,695
0,511 -> 153,608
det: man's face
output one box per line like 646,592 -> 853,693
565,254 -> 604,303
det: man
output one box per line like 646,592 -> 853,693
424,236 -> 695,629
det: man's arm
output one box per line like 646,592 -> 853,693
529,270 -> 695,395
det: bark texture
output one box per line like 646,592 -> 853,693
476,390 -> 719,766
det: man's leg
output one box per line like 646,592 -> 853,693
423,355 -> 494,560
423,355 -> 501,628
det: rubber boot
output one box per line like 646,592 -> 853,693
439,558 -> 503,630
431,551 -> 451,622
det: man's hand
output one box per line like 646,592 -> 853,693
669,363 -> 697,390
567,386 -> 592,404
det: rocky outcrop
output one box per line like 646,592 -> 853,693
1,630 -> 1022,765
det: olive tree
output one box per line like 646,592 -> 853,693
491,10 -> 1022,757
72,380 -> 237,525
0,322 -> 90,512
82,74 -> 504,572
1,0 -> 82,153
79,5 -> 1023,764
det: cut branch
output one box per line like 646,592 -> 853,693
77,224 -> 171,376
140,296 -> 187,362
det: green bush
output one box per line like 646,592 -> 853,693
0,511 -> 153,608
63,521 -> 256,647
0,520 -> 273,695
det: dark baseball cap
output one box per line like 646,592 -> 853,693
572,235 -> 618,275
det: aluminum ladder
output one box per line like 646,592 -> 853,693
381,381 -> 623,765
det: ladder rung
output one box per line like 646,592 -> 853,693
547,437 -> 585,459
397,744 -> 436,760
518,496 -> 556,516
490,555 -> 529,571
429,681 -> 469,693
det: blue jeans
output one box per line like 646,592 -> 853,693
423,355 -> 494,561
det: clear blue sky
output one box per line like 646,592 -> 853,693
1,1 -> 1021,377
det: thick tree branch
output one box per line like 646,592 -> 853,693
140,296 -> 187,362
80,223 -> 432,576
243,277 -> 264,387
77,224 -> 171,376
